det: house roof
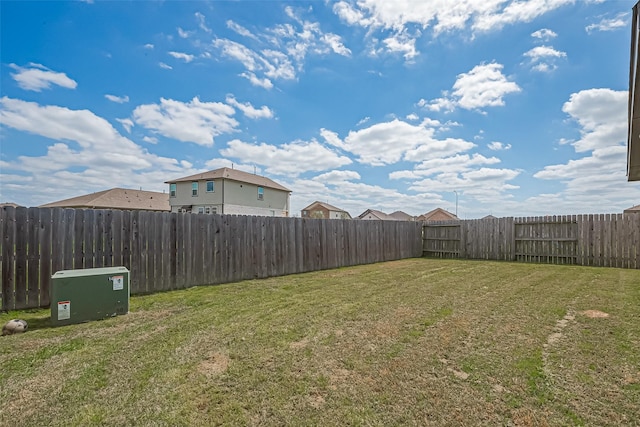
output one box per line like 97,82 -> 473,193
388,210 -> 414,221
357,209 -> 392,220
302,201 -> 348,212
165,167 -> 290,192
624,204 -> 640,213
418,207 -> 458,221
39,188 -> 170,211
0,202 -> 23,208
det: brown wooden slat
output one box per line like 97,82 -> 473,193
83,209 -> 95,269
1,207 -> 16,311
14,207 -> 28,309
73,208 -> 85,269
39,208 -> 52,307
130,210 -> 141,293
95,209 -> 105,268
104,209 -> 114,267
112,210 -> 123,268
27,208 -> 40,306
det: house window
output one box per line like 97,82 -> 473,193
206,181 -> 214,192
257,186 -> 264,201
205,207 -> 210,214
198,207 -> 204,214
192,182 -> 198,196
170,183 -> 176,197
212,207 -> 217,214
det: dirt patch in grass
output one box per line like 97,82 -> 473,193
580,309 -> 610,318
197,352 -> 230,377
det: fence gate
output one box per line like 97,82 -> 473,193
422,221 -> 461,258
514,216 -> 578,264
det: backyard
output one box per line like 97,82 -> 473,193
1,258 -> 639,426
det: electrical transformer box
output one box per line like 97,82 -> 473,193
50,266 -> 130,326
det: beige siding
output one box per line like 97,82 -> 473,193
169,178 -> 289,216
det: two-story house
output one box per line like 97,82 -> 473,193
165,167 -> 291,216
301,201 -> 351,219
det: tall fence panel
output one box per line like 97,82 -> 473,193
0,207 -> 423,311
423,214 -> 640,269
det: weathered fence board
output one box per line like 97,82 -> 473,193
424,214 -> 640,269
1,207 -> 422,311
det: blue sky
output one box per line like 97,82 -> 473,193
1,0 -> 638,218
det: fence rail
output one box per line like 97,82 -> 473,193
423,214 -> 640,268
1,207 -> 423,311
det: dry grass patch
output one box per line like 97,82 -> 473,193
1,259 -> 639,426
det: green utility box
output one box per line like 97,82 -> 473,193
50,266 -> 130,326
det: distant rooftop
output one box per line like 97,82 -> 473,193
166,167 -> 290,192
39,188 -> 170,211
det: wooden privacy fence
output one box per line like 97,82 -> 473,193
0,207 -> 423,311
423,214 -> 640,268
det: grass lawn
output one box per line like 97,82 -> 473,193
1,258 -> 639,426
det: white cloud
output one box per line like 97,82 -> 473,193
132,97 -> 238,146
212,9 -> 350,88
425,62 -> 521,112
240,72 -> 274,89
159,62 -> 173,70
321,119 -> 475,166
0,97 -> 189,205
356,116 -> 371,126
391,153 -> 501,179
472,0 -> 575,33
261,50 -> 296,80
204,158 -> 257,174
214,39 -> 260,71
220,138 -> 352,176
321,33 -> 352,56
561,88 -> 627,152
195,12 -> 211,33
383,30 -> 418,60
227,20 -> 259,40
177,27 -> 193,38
531,28 -> 557,40
406,113 -> 419,121
524,45 -> 566,60
532,88 -> 640,210
168,51 -> 195,63
333,0 -> 577,40
523,45 -> 566,72
487,141 -> 511,151
225,96 -> 274,119
116,118 -> 133,133
406,167 -> 520,204
313,170 -> 361,183
535,145 -> 626,180
105,94 -> 129,103
586,13 -> 628,34
144,43 -> 154,49
9,63 -> 77,92
142,136 -> 158,144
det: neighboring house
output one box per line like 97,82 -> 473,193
358,209 -> 392,220
0,202 -> 23,208
165,167 -> 291,216
417,208 -> 458,222
301,201 -> 351,219
388,210 -> 415,221
482,215 -> 498,220
623,204 -> 640,217
39,188 -> 170,211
